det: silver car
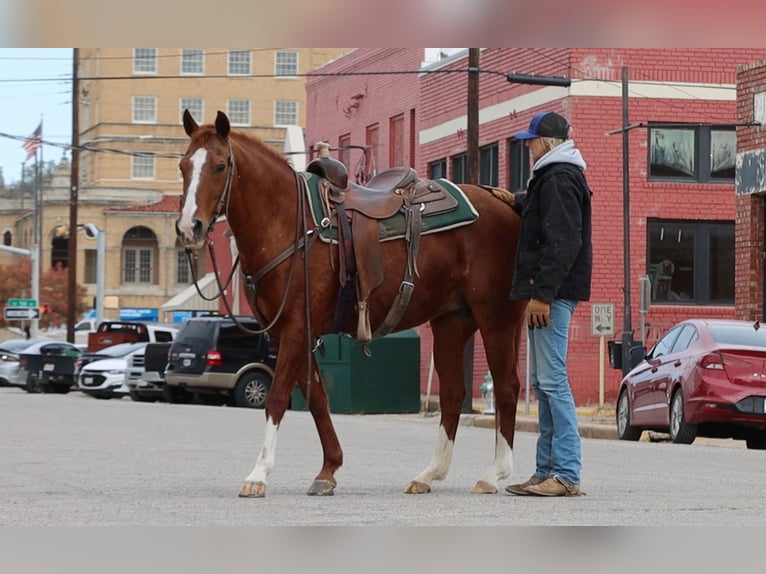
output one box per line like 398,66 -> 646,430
0,338 -> 48,386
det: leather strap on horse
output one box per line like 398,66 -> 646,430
371,187 -> 421,339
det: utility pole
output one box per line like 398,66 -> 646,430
67,48 -> 79,343
462,48 -> 480,414
620,66 -> 635,375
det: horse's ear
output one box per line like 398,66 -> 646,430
182,109 -> 198,137
215,111 -> 230,139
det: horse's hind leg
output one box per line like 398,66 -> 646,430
405,312 -> 477,494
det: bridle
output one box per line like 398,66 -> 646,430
183,138 -> 321,391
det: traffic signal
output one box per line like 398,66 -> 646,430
40,304 -> 52,314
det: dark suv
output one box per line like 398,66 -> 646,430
164,316 -> 277,408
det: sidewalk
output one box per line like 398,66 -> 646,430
422,395 -> 618,440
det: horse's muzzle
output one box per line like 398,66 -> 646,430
175,217 -> 206,249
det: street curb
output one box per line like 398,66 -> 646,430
468,414 -> 618,440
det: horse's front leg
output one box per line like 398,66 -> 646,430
238,346 -> 342,498
301,355 -> 343,495
239,346 -> 302,498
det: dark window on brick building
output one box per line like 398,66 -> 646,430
480,143 -> 499,186
451,153 -> 467,184
508,138 -> 530,192
647,219 -> 734,305
428,158 -> 447,179
648,125 -> 735,182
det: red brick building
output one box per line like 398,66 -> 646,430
221,48 -> 766,407
735,60 -> 766,324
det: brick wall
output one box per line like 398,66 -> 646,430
305,48 -> 766,406
735,60 -> 766,322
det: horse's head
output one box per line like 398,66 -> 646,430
176,109 -> 234,250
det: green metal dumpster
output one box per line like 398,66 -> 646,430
291,329 -> 420,414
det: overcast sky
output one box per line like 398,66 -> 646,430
0,48 -> 73,186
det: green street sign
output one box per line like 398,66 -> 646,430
8,298 -> 37,308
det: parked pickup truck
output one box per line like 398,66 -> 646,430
86,321 -> 177,352
125,342 -> 172,402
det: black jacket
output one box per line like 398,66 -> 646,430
510,162 -> 592,304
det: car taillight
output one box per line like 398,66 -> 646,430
206,350 -> 222,367
700,352 -> 724,370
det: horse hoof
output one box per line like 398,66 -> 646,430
471,480 -> 498,494
239,481 -> 266,498
404,481 -> 431,494
307,479 -> 336,496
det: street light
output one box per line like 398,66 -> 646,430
79,223 -> 105,326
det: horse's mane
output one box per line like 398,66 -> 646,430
196,123 -> 293,170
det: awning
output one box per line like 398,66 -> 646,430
160,273 -> 220,313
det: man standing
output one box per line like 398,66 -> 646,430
505,111 -> 593,497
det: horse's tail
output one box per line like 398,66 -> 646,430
479,184 -> 515,208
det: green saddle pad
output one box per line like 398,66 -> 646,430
302,172 -> 479,243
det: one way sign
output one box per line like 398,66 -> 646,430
591,303 -> 615,337
3,307 -> 40,320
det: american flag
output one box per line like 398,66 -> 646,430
22,121 -> 42,162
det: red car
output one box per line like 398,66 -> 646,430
616,318 -> 766,449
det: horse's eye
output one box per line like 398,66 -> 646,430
215,163 -> 226,173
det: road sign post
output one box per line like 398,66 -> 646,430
591,303 -> 615,409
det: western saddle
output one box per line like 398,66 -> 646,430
306,144 -> 457,343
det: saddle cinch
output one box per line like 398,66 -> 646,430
306,153 -> 458,344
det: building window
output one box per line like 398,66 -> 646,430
133,49 -> 157,74
274,100 -> 298,125
646,219 -> 734,305
176,249 -> 190,284
338,133 -> 351,169
122,226 -> 158,285
364,123 -> 379,182
132,96 -> 156,123
180,97 -> 204,123
132,153 -> 155,179
180,49 -> 204,74
228,50 -> 251,75
3,230 -> 11,246
451,153 -> 467,184
390,114 -> 404,168
275,51 -> 298,77
479,143 -> 499,186
123,249 -> 153,283
508,138 -> 530,192
428,159 -> 447,179
84,249 -> 97,284
227,99 -> 250,126
648,125 -> 736,182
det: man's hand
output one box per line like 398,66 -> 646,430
527,298 -> 551,328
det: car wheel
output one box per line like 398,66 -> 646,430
129,390 -> 158,403
163,385 -> 194,404
745,432 -> 766,450
616,389 -> 642,441
194,392 -> 227,406
25,374 -> 43,394
233,371 -> 271,409
669,389 -> 697,444
46,382 -> 71,394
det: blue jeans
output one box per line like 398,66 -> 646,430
528,299 -> 581,485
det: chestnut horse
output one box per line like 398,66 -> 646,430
176,110 -> 527,497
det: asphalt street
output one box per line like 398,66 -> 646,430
1,387 -> 764,527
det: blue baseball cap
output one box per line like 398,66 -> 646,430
513,112 -> 570,140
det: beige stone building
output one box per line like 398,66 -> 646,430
0,48 -> 352,324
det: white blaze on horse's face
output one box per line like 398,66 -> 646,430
177,147 -> 208,245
